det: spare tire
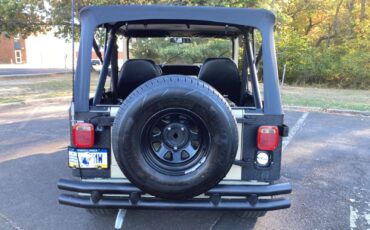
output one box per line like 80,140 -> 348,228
112,75 -> 238,199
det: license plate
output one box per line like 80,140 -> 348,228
68,147 -> 108,169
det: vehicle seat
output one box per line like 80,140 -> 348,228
117,59 -> 162,99
198,58 -> 241,104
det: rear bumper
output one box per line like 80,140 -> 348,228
58,179 -> 292,211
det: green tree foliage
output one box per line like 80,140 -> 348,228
48,0 -> 258,39
0,0 -> 47,37
46,0 -> 370,89
130,38 -> 232,64
273,0 -> 370,89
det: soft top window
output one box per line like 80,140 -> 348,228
129,37 -> 233,65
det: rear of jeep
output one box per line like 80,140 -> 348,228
58,5 -> 291,216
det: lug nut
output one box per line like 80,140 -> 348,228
167,127 -> 171,131
181,127 -> 185,131
174,146 -> 178,150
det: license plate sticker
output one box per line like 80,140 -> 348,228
68,148 -> 108,169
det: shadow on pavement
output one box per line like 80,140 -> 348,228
0,150 -> 258,230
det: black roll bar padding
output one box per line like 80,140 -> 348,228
104,26 -> 109,54
93,28 -> 117,105
231,36 -> 236,61
110,41 -> 119,99
251,29 -> 256,59
246,32 -> 262,109
92,39 -> 103,64
255,46 -> 262,67
239,33 -> 249,106
126,36 -> 130,60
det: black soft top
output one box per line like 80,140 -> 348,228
75,5 -> 282,114
80,5 -> 276,33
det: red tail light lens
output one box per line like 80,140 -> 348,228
257,126 -> 279,151
72,123 -> 94,148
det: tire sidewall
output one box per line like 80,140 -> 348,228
112,76 -> 238,199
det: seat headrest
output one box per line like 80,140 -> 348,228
198,58 -> 240,103
117,59 -> 162,99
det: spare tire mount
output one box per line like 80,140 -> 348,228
142,108 -> 210,175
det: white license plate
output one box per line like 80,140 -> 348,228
68,148 -> 108,169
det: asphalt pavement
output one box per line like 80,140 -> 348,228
0,101 -> 369,230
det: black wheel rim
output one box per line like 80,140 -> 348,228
141,108 -> 210,175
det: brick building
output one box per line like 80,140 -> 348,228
0,34 -> 27,64
0,31 -> 127,68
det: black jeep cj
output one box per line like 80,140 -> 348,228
58,4 -> 291,227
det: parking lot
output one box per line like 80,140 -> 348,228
0,100 -> 369,230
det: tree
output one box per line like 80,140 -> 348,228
0,0 -> 48,37
48,0 -> 370,89
48,0 -> 259,39
272,0 -> 369,88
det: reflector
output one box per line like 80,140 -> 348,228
257,126 -> 279,151
256,151 -> 269,166
72,123 -> 95,148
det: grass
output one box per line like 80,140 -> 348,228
0,73 -> 369,112
0,73 -> 100,104
281,85 -> 370,112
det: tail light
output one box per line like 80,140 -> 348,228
257,126 -> 279,151
72,123 -> 94,148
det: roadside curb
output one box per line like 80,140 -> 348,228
283,105 -> 370,117
0,96 -> 71,108
0,71 -> 72,78
1,98 -> 368,117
